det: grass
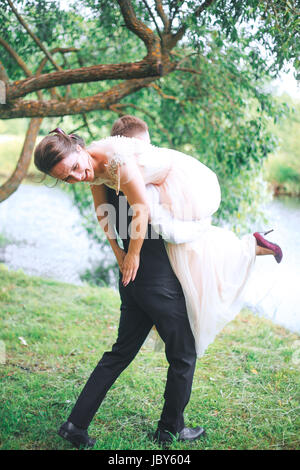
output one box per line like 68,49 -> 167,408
0,265 -> 299,450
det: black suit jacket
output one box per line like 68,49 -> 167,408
105,186 -> 176,282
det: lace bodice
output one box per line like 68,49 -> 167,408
84,135 -> 173,194
82,135 -> 221,223
85,154 -> 127,194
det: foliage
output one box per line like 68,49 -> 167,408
57,32 -> 289,234
0,265 -> 299,450
205,0 -> 300,74
264,97 -> 300,196
0,0 -> 298,278
1,0 -> 298,102
124,38 -> 286,231
0,1 -> 69,81
0,118 -> 29,135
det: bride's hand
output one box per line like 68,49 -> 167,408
122,252 -> 140,286
115,247 -> 126,273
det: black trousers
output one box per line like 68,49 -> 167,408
68,276 -> 197,434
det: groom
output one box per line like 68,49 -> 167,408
58,115 -> 205,448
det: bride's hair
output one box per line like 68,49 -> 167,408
34,128 -> 85,176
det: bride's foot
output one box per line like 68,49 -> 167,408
253,230 -> 283,263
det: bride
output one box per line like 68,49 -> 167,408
34,128 -> 283,357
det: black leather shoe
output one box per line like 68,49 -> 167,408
154,426 -> 205,444
58,421 -> 96,449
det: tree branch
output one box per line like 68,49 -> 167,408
175,52 -> 199,67
0,117 -> 43,202
116,0 -> 161,60
0,36 -> 32,77
141,0 -> 163,42
81,114 -> 96,140
35,47 -> 79,101
6,59 -> 160,102
0,60 -> 9,84
169,1 -> 183,31
175,66 -> 202,76
171,0 -> 216,46
0,36 -> 43,101
147,83 -> 178,101
0,15 -> 48,198
35,47 -> 79,75
6,0 -> 63,72
154,0 -> 170,31
0,76 -> 160,119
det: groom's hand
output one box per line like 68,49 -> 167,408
122,252 -> 140,286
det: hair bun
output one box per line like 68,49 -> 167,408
68,133 -> 85,148
47,127 -> 85,148
49,127 -> 67,136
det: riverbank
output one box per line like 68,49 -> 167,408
0,265 -> 299,450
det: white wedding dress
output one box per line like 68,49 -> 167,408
87,136 -> 257,357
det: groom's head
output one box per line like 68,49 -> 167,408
111,115 -> 150,143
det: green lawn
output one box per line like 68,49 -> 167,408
0,134 -> 41,186
0,264 -> 299,450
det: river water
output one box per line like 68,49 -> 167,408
245,195 -> 300,335
0,184 -> 299,334
0,184 -> 112,285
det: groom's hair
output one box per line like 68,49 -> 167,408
111,115 -> 148,138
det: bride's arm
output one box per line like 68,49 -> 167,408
93,138 -> 150,285
90,183 -> 126,271
119,163 -> 150,286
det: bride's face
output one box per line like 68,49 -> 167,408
50,145 -> 95,184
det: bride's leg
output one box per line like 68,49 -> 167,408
145,184 -> 211,244
256,245 -> 276,256
253,230 -> 283,263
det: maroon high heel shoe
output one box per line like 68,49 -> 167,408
253,229 -> 283,264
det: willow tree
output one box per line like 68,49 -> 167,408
0,0 -> 298,203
